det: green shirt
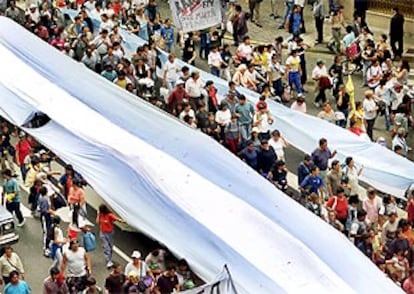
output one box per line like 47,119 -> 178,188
3,178 -> 21,202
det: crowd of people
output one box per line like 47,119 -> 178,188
0,0 -> 413,292
0,122 -> 199,293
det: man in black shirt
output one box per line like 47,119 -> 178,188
155,265 -> 179,294
389,7 -> 405,60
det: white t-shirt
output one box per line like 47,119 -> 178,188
84,0 -> 95,11
237,43 -> 253,60
179,109 -> 195,121
269,137 -> 287,160
312,65 -> 328,80
208,51 -> 223,68
363,98 -> 377,120
185,78 -> 203,98
125,261 -> 149,277
145,250 -> 167,271
215,109 -> 232,125
163,60 -> 179,82
254,112 -> 272,133
64,247 -> 87,277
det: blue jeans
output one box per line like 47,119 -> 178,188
288,71 -> 302,94
100,231 -> 114,264
239,123 -> 252,144
280,1 -> 294,26
166,80 -> 176,92
210,66 -> 220,77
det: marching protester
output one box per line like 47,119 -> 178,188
96,204 -> 126,268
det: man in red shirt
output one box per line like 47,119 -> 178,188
14,132 -> 31,181
167,80 -> 188,115
96,204 -> 126,268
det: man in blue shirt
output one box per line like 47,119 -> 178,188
297,154 -> 313,186
161,19 -> 175,53
300,165 -> 324,201
1,169 -> 25,227
238,140 -> 258,170
39,186 -> 55,257
234,95 -> 255,144
4,271 -> 31,294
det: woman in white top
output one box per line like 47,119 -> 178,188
363,89 -> 378,141
344,157 -> 363,196
366,59 -> 383,90
395,60 -> 410,85
269,129 -> 289,161
253,102 -> 273,140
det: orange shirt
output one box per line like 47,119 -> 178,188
68,187 -> 85,205
403,228 -> 414,246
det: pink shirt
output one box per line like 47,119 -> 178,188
362,197 -> 381,224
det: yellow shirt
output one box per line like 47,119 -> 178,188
286,55 -> 300,72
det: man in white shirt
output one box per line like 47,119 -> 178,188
185,71 -> 203,110
91,29 -> 111,57
27,4 -> 40,23
81,48 -> 100,70
83,0 -> 96,11
99,13 -> 114,33
208,46 -> 224,77
162,54 -> 180,91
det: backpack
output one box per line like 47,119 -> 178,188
82,231 -> 97,252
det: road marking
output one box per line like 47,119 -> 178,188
114,245 -> 132,263
21,204 -> 33,218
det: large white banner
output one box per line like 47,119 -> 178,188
182,266 -> 238,294
169,0 -> 222,33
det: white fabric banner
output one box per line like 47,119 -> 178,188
169,0 -> 222,32
182,266 -> 237,294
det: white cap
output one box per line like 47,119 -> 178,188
29,3 -> 37,8
131,250 -> 141,259
176,79 -> 185,86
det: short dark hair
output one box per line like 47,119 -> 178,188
319,138 -> 327,146
167,265 -> 177,271
50,267 -> 60,276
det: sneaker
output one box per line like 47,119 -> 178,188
313,102 -> 320,108
269,13 -> 275,17
17,219 -> 26,227
277,25 -> 284,30
274,15 -> 280,19
106,261 -> 114,269
44,249 -> 51,258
